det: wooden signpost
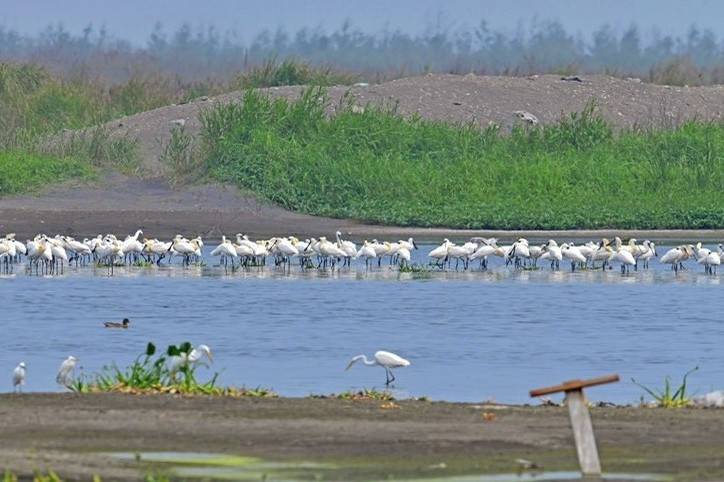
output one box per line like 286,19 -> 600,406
530,374 -> 620,476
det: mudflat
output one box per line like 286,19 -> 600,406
1,393 -> 723,481
1,175 -> 723,242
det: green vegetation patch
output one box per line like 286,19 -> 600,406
201,88 -> 724,230
235,57 -> 357,89
70,342 -> 277,398
0,151 -> 93,196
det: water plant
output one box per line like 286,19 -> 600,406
70,342 -> 277,398
201,88 -> 724,230
632,366 -> 699,408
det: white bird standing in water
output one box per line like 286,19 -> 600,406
56,356 -> 77,388
346,350 -> 411,385
13,362 -> 26,392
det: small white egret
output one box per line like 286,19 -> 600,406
13,362 -> 26,392
346,350 -> 411,385
56,356 -> 78,388
168,344 -> 214,375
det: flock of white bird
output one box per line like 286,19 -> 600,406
1,230 -> 722,275
11,347 -> 411,392
425,236 -> 723,274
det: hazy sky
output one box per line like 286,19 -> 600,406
2,0 -> 724,43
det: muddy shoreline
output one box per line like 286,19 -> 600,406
1,394 -> 724,481
0,177 -> 722,242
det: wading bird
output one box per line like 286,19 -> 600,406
168,344 -> 214,376
345,350 -> 411,385
12,362 -> 26,392
56,356 -> 78,388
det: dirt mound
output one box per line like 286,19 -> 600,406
106,73 -> 724,175
5,74 -> 724,237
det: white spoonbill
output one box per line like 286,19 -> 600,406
660,245 -> 694,273
335,231 -> 357,266
609,247 -> 636,274
211,236 -> 239,267
56,356 -> 78,388
346,350 -> 411,385
396,246 -> 412,267
428,239 -> 451,267
561,243 -> 587,271
697,247 -> 721,275
541,240 -> 563,270
13,362 -> 26,392
356,241 -> 377,268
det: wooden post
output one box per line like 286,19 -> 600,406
530,374 -> 619,477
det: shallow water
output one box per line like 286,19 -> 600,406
1,243 -> 723,403
109,451 -> 663,481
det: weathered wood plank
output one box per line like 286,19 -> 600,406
530,374 -> 619,398
566,390 -> 602,476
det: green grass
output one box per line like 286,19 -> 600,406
71,342 -> 277,398
201,88 -> 724,230
0,151 -> 93,196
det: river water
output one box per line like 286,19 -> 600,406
1,243 -> 722,403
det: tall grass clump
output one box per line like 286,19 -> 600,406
0,63 -> 147,191
200,88 -> 724,230
160,125 -> 202,184
632,367 -> 699,408
235,57 -> 357,89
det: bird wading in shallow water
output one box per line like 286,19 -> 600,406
346,350 -> 410,385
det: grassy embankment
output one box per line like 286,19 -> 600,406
200,88 -> 724,229
0,60 -> 355,195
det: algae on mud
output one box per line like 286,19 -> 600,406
201,89 -> 724,230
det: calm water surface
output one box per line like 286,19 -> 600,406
1,243 -> 722,403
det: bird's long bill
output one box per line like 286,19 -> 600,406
207,350 -> 214,363
345,359 -> 357,371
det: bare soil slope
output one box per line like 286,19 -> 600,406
107,74 -> 724,175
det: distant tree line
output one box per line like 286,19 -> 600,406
0,20 -> 723,85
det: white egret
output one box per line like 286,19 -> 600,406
13,362 -> 26,392
168,344 -> 214,375
346,350 -> 410,385
56,356 -> 78,388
